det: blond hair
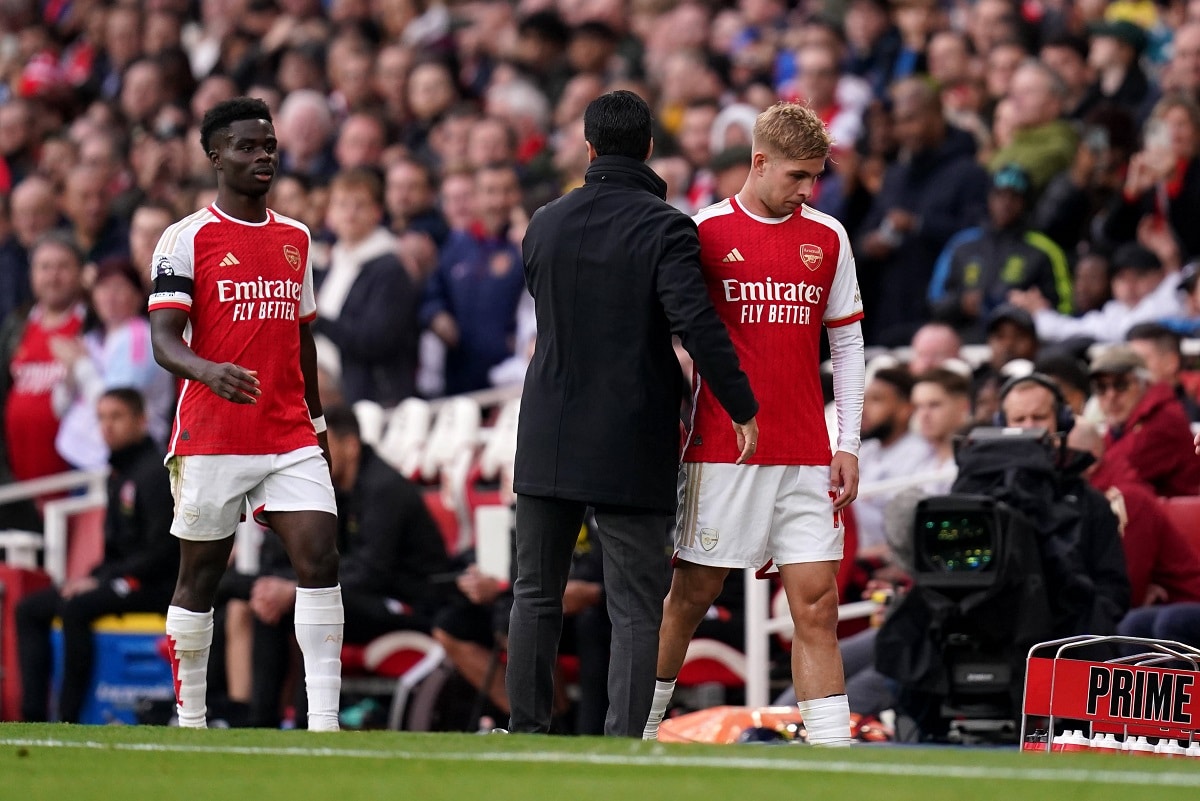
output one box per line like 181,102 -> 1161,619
752,102 -> 833,161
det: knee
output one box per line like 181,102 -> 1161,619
667,572 -> 725,614
790,587 -> 839,635
294,546 -> 340,587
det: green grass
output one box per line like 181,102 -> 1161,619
3,723 -> 1200,801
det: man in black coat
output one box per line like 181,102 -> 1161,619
17,388 -> 178,722
508,90 -> 760,737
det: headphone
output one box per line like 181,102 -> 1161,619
993,372 -> 1075,435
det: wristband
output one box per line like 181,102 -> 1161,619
312,414 -> 327,434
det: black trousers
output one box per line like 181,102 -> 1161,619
16,582 -> 171,722
506,494 -> 672,736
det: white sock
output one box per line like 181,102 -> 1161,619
798,694 -> 852,746
294,584 -> 344,732
165,606 -> 214,728
643,679 -> 677,740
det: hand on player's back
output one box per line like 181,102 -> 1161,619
201,362 -> 261,403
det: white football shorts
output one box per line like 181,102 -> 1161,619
675,463 -> 844,568
167,446 -> 337,540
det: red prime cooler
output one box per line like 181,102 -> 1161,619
0,565 -> 53,720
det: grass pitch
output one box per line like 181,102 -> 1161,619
3,723 -> 1200,801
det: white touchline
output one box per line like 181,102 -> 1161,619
3,738 -> 1200,787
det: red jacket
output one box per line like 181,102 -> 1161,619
1104,382 -> 1200,497
1090,456 -> 1200,605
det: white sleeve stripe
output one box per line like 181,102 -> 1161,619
691,198 -> 734,226
828,321 -> 865,457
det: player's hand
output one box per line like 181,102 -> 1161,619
202,362 -> 260,404
829,450 -> 859,511
317,430 -> 332,470
250,576 -> 298,625
732,416 -> 758,464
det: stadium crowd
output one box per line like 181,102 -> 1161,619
2,0 -> 1200,734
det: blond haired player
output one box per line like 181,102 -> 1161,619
644,104 -> 865,744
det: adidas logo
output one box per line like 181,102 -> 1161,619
721,248 -> 746,263
219,252 -> 241,267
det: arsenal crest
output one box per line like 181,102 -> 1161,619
283,244 -> 302,270
700,527 -> 719,552
800,243 -> 823,271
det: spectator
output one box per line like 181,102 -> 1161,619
1100,93 -> 1200,265
1040,33 -> 1097,120
856,367 -> 934,559
1083,20 -> 1152,117
1126,321 -> 1200,421
981,303 -> 1040,375
276,89 -> 337,183
859,77 -> 989,346
128,202 -> 175,282
1090,345 -> 1200,497
1010,242 -> 1183,344
930,164 -> 1072,342
0,99 -> 38,185
0,176 -> 58,324
61,166 -> 130,264
907,322 -> 962,375
404,59 -> 460,153
15,388 -> 177,722
438,168 -> 476,234
1071,250 -> 1113,316
420,163 -> 528,396
312,168 -> 420,407
53,257 -> 175,468
384,157 -> 450,248
332,112 -> 386,171
1068,422 -> 1200,644
0,233 -> 87,483
1035,353 -> 1093,417
989,60 -> 1080,195
911,367 -> 971,485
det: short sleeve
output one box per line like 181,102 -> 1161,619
148,220 -> 196,314
823,222 -> 865,328
299,230 -> 316,323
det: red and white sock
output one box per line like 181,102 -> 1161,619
165,606 -> 214,729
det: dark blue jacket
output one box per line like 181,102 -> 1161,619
419,224 -> 527,395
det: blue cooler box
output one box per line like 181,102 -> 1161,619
51,613 -> 176,724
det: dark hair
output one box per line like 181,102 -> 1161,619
330,167 -> 384,206
584,90 -> 653,161
200,97 -> 273,153
872,366 -> 916,399
101,387 -> 146,417
324,405 -> 360,439
1126,321 -> 1181,355
1034,353 -> 1090,398
32,230 -> 85,266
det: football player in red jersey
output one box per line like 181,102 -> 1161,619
149,98 -> 343,731
645,103 -> 866,744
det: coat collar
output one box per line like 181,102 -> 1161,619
584,155 -> 668,200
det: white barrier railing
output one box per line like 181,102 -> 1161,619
0,468 -> 107,506
742,465 -> 958,708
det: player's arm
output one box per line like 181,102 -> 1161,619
299,321 -> 330,466
825,228 -> 866,511
149,307 -> 260,404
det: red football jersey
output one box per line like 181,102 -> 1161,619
4,305 -> 85,480
685,197 -> 863,466
148,205 -> 318,457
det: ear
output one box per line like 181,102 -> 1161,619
645,137 -> 654,161
752,150 -> 769,175
208,148 -> 222,171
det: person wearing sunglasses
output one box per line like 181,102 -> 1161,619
1090,345 -> 1200,497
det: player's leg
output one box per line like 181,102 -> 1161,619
645,463 -> 774,739
270,507 -> 342,732
257,446 -> 342,732
165,454 -> 249,728
168,536 -> 235,727
777,560 -> 849,744
506,493 -> 586,733
771,465 -> 850,746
